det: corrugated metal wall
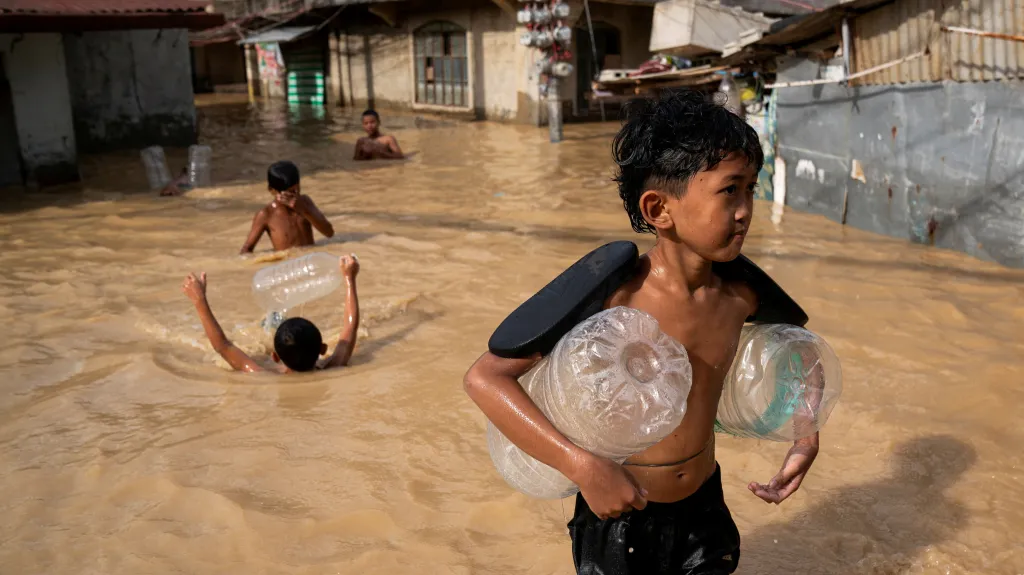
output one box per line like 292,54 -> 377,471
852,0 -> 1024,84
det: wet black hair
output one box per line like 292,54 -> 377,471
273,317 -> 322,372
267,160 -> 300,192
362,109 -> 380,120
613,89 -> 764,234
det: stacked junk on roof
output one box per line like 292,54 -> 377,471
578,0 -> 1024,268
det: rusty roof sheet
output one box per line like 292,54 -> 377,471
0,0 -> 211,14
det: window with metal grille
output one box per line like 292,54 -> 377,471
414,22 -> 468,107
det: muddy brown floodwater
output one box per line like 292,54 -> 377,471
0,96 -> 1022,575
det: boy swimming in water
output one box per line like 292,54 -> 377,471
181,254 -> 360,373
240,160 -> 335,254
464,90 -> 819,574
354,110 -> 404,160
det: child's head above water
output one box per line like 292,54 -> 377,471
268,160 -> 300,194
272,317 -> 327,372
361,109 -> 381,136
613,89 -> 764,261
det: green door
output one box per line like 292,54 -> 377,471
285,46 -> 325,106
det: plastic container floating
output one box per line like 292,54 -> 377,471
715,324 -> 842,441
140,146 -> 171,191
532,6 -> 552,24
554,25 -> 572,45
552,62 -> 574,78
488,307 -> 693,499
187,144 -> 213,188
252,252 -> 343,314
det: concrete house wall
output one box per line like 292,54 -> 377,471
335,2 -> 523,121
0,33 -> 78,185
63,29 -> 196,153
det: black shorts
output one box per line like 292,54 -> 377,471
567,464 -> 741,575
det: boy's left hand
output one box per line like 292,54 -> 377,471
182,272 -> 208,303
340,254 -> 359,278
748,440 -> 818,504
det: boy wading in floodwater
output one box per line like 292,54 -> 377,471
354,110 -> 404,160
240,160 -> 335,254
464,91 -> 819,574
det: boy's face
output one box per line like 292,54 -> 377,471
362,115 -> 380,136
653,153 -> 757,261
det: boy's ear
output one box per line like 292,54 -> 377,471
320,343 -> 328,355
639,189 -> 675,232
271,351 -> 281,363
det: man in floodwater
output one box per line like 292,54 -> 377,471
181,254 -> 360,373
464,90 -> 819,574
354,110 -> 404,160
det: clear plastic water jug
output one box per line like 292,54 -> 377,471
252,252 -> 342,314
717,72 -> 744,116
187,145 -> 213,188
488,307 -> 693,499
715,324 -> 842,441
140,146 -> 171,191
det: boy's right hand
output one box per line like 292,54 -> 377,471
572,454 -> 648,520
276,191 -> 299,210
340,254 -> 359,278
182,272 -> 208,303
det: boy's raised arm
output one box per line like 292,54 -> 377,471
182,273 -> 263,373
297,195 -> 335,238
324,255 -> 360,369
464,352 -> 648,519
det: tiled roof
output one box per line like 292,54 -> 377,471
0,0 -> 211,14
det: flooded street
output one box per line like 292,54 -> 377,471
0,96 -> 1022,574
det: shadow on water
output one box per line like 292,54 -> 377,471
743,249 -> 1024,285
0,101 -> 458,215
318,232 -> 380,247
347,309 -> 442,368
742,435 -> 976,574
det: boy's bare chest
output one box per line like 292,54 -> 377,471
610,291 -> 746,382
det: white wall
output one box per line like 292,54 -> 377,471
340,27 -> 412,111
0,33 -> 78,185
470,6 -> 518,121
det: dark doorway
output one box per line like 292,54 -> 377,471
575,21 -> 621,116
0,54 -> 23,187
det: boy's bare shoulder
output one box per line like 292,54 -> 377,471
720,276 -> 758,317
604,257 -> 649,308
251,203 -> 273,221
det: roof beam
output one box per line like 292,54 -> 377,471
0,12 -> 224,33
368,2 -> 399,27
489,0 -> 517,15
